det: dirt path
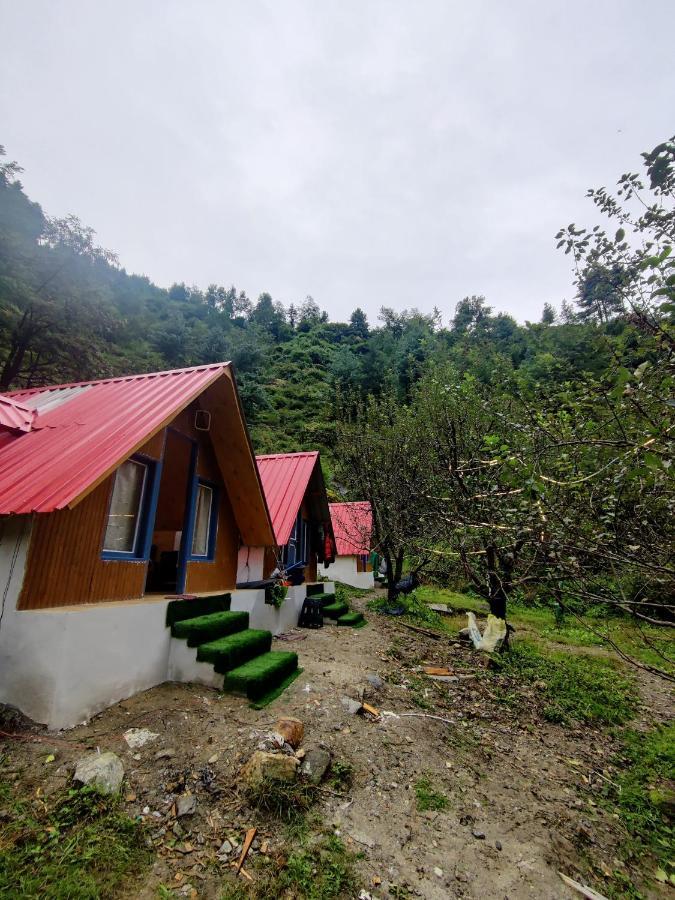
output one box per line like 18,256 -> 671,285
2,591 -> 669,898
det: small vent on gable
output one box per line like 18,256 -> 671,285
194,409 -> 211,431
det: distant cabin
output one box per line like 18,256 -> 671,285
0,363 -> 316,729
237,451 -> 336,586
328,502 -> 374,589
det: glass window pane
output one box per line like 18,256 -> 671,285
103,460 -> 147,553
191,484 -> 213,556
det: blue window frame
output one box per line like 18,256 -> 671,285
186,478 -> 219,562
283,512 -> 310,566
101,455 -> 161,560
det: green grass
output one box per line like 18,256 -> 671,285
244,775 -> 318,821
414,776 -> 449,812
491,640 -> 637,725
367,591 -> 449,632
603,724 -> 675,883
197,628 -> 272,672
0,783 -> 150,899
416,586 -> 675,675
222,650 -> 298,701
171,610 -> 249,645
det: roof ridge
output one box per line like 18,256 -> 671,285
2,362 -> 232,397
256,450 -> 319,460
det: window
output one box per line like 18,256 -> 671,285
283,512 -> 310,567
102,459 -> 149,556
191,483 -> 214,557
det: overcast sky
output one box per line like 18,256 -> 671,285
1,1 -> 673,324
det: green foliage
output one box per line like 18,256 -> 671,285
0,783 -> 150,899
603,724 -> 675,880
491,640 -> 637,725
414,776 -> 449,812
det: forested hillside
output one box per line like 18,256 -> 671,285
0,144 -> 649,467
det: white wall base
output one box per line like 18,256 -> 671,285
330,556 -> 374,589
0,519 -> 312,731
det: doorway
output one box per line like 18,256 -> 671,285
145,429 -> 196,594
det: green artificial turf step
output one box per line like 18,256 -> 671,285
322,600 -> 349,619
166,593 -> 231,627
319,593 -> 336,607
337,611 -> 366,627
197,629 -> 272,673
305,583 -> 326,597
171,610 -> 249,646
222,651 -> 299,702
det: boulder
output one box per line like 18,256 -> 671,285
176,794 -> 197,817
341,696 -> 362,715
241,750 -> 298,787
275,716 -> 304,749
299,748 -> 331,784
73,751 -> 124,795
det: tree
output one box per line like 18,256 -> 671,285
337,390 -> 431,599
349,307 -> 369,339
541,302 -> 557,325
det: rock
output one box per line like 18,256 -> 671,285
275,716 -> 304,749
208,753 -> 219,764
176,794 -> 197,817
155,748 -> 176,760
495,840 -> 502,851
341,696 -> 362,715
434,867 -> 443,878
73,751 -> 124,795
471,829 -> 486,840
349,829 -> 375,849
123,727 -> 159,750
366,674 -> 383,690
241,750 -> 298,787
299,748 -> 331,784
217,839 -> 233,856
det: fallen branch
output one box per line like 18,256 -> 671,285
395,621 -> 443,640
235,827 -> 256,875
398,713 -> 455,726
558,872 -> 608,900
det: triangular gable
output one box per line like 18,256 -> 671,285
0,364 -> 275,547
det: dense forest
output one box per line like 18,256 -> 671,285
0,143 -> 655,462
1,139 -> 673,671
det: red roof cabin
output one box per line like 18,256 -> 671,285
237,451 -> 336,587
0,364 -> 308,728
329,501 -> 375,589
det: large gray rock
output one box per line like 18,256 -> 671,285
73,751 -> 124,795
241,750 -> 298,787
299,748 -> 331,784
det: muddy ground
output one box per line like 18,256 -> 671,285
1,589 -> 670,899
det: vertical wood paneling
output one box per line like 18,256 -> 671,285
185,490 -> 238,592
19,477 -> 146,610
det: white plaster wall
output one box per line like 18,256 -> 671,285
0,520 -> 317,731
236,546 -> 265,584
229,586 -> 306,633
330,556 -> 374,589
0,515 -> 174,730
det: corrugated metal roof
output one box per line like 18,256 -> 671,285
329,502 -> 373,556
0,364 -> 231,514
0,395 -> 36,434
255,452 -> 320,546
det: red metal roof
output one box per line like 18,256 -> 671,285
255,452 -> 321,546
0,395 -> 36,434
0,364 -> 232,514
329,502 -> 373,556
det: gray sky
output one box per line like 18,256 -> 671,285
1,1 -> 673,324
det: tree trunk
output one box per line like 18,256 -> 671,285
486,544 -> 508,620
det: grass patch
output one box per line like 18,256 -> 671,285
244,776 -> 318,821
367,591 -> 448,632
221,831 -> 359,899
328,761 -> 353,792
603,724 -> 675,883
491,640 -> 637,725
0,782 -> 150,899
414,776 -> 449,812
